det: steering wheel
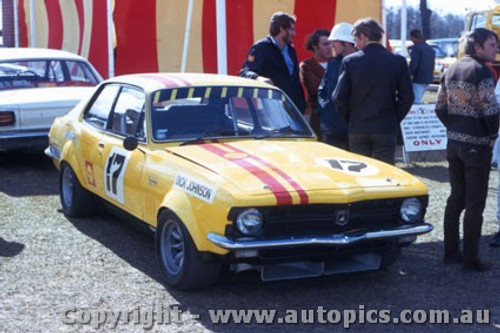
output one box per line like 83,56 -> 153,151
16,70 -> 40,79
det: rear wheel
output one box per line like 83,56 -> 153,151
156,211 -> 221,290
59,163 -> 96,217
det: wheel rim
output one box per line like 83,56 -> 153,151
160,220 -> 185,275
61,166 -> 74,209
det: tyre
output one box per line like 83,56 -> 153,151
156,211 -> 221,290
59,163 -> 96,217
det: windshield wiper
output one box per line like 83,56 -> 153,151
179,130 -> 237,146
254,126 -> 307,139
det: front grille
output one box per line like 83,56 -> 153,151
227,197 -> 428,238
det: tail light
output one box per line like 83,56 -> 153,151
0,111 -> 16,126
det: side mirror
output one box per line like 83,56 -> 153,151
123,136 -> 138,151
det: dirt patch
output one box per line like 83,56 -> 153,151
1,151 -> 500,332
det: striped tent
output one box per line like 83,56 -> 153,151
16,0 -> 382,78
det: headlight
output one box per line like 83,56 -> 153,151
236,208 -> 264,236
400,198 -> 422,223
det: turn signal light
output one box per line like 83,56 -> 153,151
0,111 -> 15,126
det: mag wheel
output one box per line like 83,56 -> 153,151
59,163 -> 95,217
156,211 -> 221,290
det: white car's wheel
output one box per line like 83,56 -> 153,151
59,163 -> 95,217
156,211 -> 221,290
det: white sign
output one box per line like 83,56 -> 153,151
400,104 -> 447,152
174,172 -> 216,204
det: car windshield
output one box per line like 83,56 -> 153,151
0,59 -> 99,90
150,86 -> 312,142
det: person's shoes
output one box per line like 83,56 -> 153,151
489,231 -> 500,248
443,254 -> 462,264
462,259 -> 492,272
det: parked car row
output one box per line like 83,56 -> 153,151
389,38 -> 458,84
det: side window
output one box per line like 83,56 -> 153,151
470,13 -> 486,30
83,85 -> 120,130
109,87 -> 146,139
66,61 -> 99,84
493,14 -> 500,27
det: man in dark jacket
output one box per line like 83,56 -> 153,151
332,18 -> 414,164
436,28 -> 500,272
239,12 -> 306,113
409,29 -> 435,103
317,22 -> 356,150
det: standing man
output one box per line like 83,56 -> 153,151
300,29 -> 332,136
409,29 -> 436,104
317,22 -> 356,150
333,18 -> 414,164
240,12 -> 306,114
436,28 -> 500,271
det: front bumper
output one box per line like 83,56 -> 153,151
207,223 -> 433,250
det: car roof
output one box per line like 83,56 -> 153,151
0,47 -> 89,62
105,73 -> 275,92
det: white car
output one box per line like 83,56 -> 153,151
0,48 -> 102,150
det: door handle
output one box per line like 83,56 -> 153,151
98,142 -> 105,149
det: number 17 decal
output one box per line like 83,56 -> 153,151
317,158 -> 379,176
104,147 -> 131,204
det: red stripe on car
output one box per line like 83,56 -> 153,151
221,143 -> 309,205
200,144 -> 293,205
139,74 -> 180,88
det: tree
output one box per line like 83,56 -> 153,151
419,0 -> 433,39
385,6 -> 464,40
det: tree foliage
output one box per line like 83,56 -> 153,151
386,6 -> 465,39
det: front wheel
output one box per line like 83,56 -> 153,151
155,211 -> 221,290
59,163 -> 96,217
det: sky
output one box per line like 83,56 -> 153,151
385,0 -> 499,16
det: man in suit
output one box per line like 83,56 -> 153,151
239,12 -> 306,114
333,18 -> 414,164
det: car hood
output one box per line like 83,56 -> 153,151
166,141 -> 421,197
0,87 -> 94,107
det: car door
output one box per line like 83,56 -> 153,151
101,85 -> 148,219
79,84 -> 121,198
80,83 -> 147,219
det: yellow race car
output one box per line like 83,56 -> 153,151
46,73 -> 432,290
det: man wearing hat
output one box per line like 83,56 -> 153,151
317,22 -> 357,149
333,18 -> 414,164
